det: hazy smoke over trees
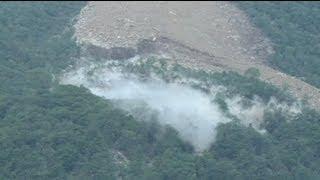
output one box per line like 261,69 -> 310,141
60,57 -> 301,152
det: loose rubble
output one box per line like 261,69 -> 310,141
74,1 -> 320,109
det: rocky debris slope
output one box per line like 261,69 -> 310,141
74,1 -> 320,109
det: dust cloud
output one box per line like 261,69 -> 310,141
59,58 -> 300,152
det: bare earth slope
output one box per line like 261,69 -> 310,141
74,1 -> 320,109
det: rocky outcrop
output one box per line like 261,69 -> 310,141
85,44 -> 136,60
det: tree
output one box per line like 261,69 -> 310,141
244,67 -> 261,79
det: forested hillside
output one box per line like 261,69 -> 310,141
237,2 -> 320,88
1,2 -> 320,180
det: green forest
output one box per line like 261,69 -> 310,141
1,2 -> 320,180
237,2 -> 320,88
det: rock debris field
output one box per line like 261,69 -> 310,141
74,1 -> 320,109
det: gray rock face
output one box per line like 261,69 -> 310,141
86,45 -> 136,60
137,39 -> 158,55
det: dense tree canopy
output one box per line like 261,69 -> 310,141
237,2 -> 320,88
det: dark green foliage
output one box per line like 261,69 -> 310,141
245,67 -> 261,79
236,2 -> 320,88
1,2 -> 320,180
0,86 -> 187,179
0,2 -> 85,95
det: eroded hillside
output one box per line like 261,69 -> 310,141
74,1 -> 320,109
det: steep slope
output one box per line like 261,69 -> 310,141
1,2 -> 320,179
74,1 -> 320,109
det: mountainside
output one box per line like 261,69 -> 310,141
74,1 -> 320,109
237,2 -> 320,88
0,2 -> 320,180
